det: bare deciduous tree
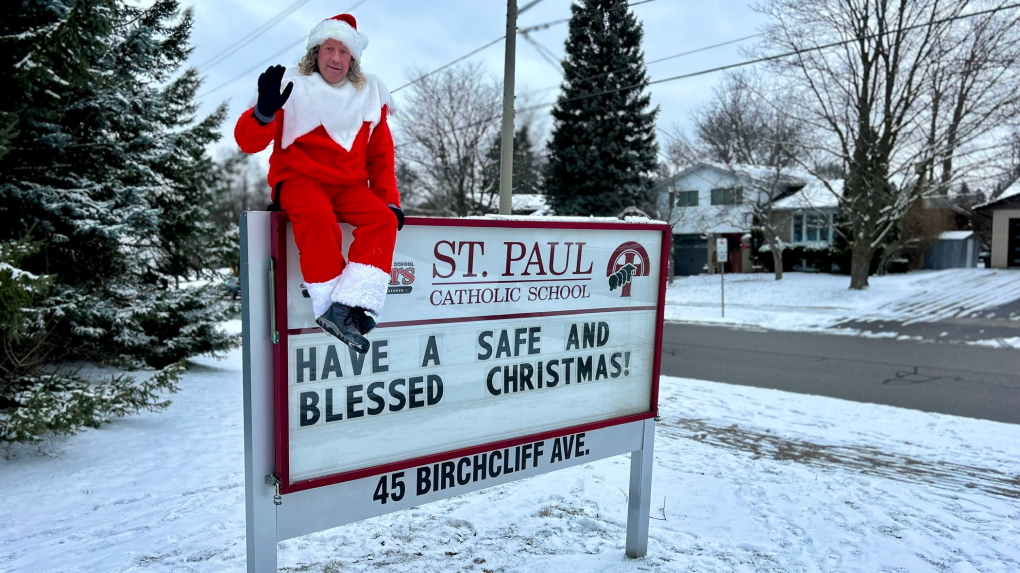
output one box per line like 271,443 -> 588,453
716,165 -> 814,281
757,0 -> 1020,289
685,71 -> 820,280
656,134 -> 801,281
692,71 -> 807,169
394,63 -> 502,217
922,3 -> 1020,190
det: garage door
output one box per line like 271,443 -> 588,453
673,235 -> 707,276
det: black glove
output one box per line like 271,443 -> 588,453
254,65 -> 293,123
389,205 -> 405,231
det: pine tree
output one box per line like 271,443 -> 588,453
0,0 -> 236,441
544,0 -> 659,217
480,123 -> 546,206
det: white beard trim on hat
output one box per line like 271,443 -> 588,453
278,71 -> 394,152
305,276 -> 342,318
331,262 -> 390,315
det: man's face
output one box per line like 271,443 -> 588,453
317,39 -> 352,85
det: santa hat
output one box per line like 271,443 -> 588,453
306,14 -> 369,61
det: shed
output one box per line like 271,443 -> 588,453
923,231 -> 980,270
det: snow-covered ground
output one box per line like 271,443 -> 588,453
664,269 -> 1020,346
2,338 -> 1018,572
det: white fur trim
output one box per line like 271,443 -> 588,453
279,72 -> 394,151
305,276 -> 341,318
307,19 -> 368,61
331,262 -> 389,314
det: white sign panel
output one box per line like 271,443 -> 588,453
716,238 -> 728,263
276,422 -> 646,540
273,218 -> 668,492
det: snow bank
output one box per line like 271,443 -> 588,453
2,345 -> 1018,572
665,269 -> 1020,331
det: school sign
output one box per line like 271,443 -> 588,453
240,212 -> 668,571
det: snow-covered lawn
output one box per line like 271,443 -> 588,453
664,268 -> 1020,333
2,340 -> 1018,572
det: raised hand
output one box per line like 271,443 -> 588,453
254,65 -> 294,122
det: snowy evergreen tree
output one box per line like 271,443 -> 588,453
544,0 -> 659,216
481,123 -> 546,203
0,0 -> 236,441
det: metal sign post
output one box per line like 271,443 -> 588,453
716,237 -> 727,317
241,212 -> 667,571
240,211 -> 279,572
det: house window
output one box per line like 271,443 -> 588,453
809,213 -> 830,242
674,190 -> 698,207
711,187 -> 742,205
792,212 -> 832,243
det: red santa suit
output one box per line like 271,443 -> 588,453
234,64 -> 398,318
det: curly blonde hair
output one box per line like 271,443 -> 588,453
298,45 -> 367,89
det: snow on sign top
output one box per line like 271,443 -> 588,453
271,215 -> 669,493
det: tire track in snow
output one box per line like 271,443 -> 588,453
657,418 -> 1020,500
865,270 -> 1020,324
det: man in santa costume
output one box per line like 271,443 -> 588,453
235,13 -> 401,354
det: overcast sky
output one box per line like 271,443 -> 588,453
183,0 -> 768,156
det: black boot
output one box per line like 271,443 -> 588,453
316,302 -> 370,354
352,307 -> 377,335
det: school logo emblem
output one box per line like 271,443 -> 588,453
388,261 -> 415,294
607,241 -> 650,297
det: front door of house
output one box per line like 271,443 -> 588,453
1009,218 -> 1020,267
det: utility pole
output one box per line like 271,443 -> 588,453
498,0 -> 518,215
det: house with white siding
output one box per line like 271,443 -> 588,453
654,163 -> 829,275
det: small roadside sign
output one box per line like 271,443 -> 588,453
716,238 -> 728,263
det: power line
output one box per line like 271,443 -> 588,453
518,0 -> 549,15
198,38 -> 304,99
521,2 -> 1020,114
200,0 -> 661,100
391,37 -> 506,93
520,30 -> 563,75
396,2 -> 1020,149
196,0 -> 316,72
391,0 -> 663,94
519,33 -> 762,96
197,0 -> 372,99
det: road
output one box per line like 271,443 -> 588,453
659,322 -> 1020,424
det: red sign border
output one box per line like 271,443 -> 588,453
272,213 -> 670,495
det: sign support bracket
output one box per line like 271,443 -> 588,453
268,257 -> 279,344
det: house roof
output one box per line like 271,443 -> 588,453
771,179 -> 844,210
510,193 -> 550,216
975,178 -> 1020,210
658,162 -> 811,192
705,162 -> 815,185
